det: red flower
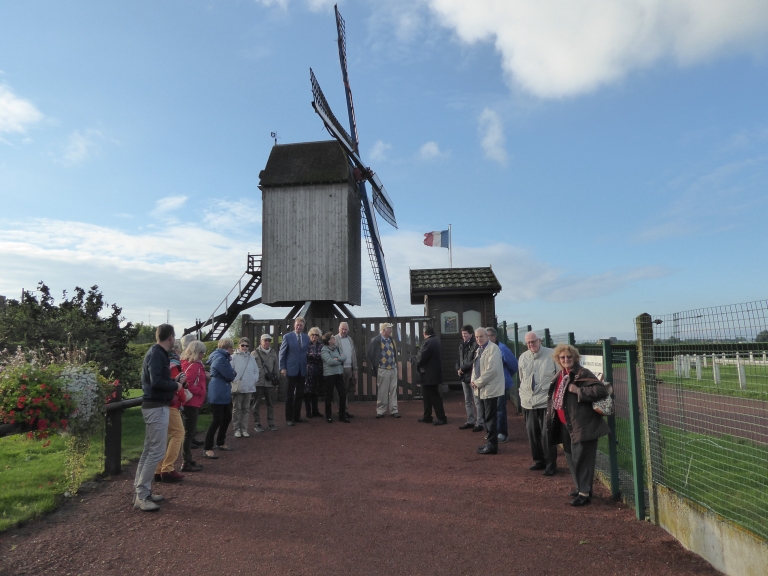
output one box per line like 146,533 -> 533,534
42,441 -> 51,448
40,384 -> 46,390
32,397 -> 42,405
20,384 -> 27,391
37,419 -> 49,430
26,431 -> 34,439
60,418 -> 68,428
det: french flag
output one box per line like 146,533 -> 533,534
423,229 -> 449,248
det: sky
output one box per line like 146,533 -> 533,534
1,0 -> 768,342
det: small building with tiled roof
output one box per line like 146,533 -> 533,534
410,267 -> 502,382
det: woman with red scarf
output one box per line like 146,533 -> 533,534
546,344 -> 610,506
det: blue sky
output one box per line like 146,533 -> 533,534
1,0 -> 767,341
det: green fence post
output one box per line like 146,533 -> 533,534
544,328 -> 552,348
568,332 -> 575,346
602,339 -> 621,500
636,313 -> 661,524
626,349 -> 646,520
502,320 -> 508,344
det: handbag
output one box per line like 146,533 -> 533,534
593,382 -> 614,416
183,389 -> 194,403
231,379 -> 241,393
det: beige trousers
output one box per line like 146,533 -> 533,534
375,367 -> 398,416
156,407 -> 184,474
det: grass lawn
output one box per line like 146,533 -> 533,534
658,363 -> 768,401
598,416 -> 768,541
659,425 -> 768,540
0,388 -> 211,532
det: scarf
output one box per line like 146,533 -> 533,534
553,371 -> 569,411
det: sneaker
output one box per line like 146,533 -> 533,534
134,496 -> 160,512
268,425 -> 278,431
234,430 -> 242,438
254,425 -> 265,433
134,493 -> 164,505
498,434 -> 508,443
241,430 -> 250,438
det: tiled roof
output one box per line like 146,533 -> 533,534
410,267 -> 501,303
259,141 -> 349,187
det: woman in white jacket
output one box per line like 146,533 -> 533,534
231,337 -> 259,438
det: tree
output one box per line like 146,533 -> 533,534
756,330 -> 768,343
132,322 -> 158,344
228,314 -> 243,340
0,282 -> 139,386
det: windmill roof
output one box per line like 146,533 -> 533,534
259,141 -> 350,187
410,267 -> 502,304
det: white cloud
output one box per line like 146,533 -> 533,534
478,108 -> 507,165
426,0 -> 768,98
0,215 -> 666,336
150,195 -> 188,219
353,230 -> 669,319
0,84 -> 43,134
253,0 -> 334,11
253,0 -> 289,8
203,198 -> 262,230
370,140 -> 392,162
634,155 -> 768,242
59,129 -> 108,166
418,140 -> 447,160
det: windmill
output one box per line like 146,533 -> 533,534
184,5 -> 398,339
309,4 -> 398,317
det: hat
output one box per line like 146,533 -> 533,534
260,333 -> 273,341
380,323 -> 393,331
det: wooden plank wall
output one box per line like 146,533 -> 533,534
243,316 -> 433,401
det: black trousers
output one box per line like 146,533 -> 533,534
285,375 -> 305,422
524,407 -> 558,473
324,373 -> 346,417
561,425 -> 598,495
422,385 -> 446,421
305,393 -> 320,416
182,406 -> 199,464
204,403 -> 232,450
481,396 -> 499,449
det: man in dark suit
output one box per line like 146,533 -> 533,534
416,325 -> 447,425
279,316 -> 310,426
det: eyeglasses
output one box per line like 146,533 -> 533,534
240,344 -> 249,348
558,355 -> 573,360
526,340 -> 540,345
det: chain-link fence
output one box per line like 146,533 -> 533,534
638,301 -> 768,540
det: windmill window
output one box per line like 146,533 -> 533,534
463,310 -> 481,331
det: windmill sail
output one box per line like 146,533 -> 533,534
310,70 -> 397,229
309,5 -> 399,316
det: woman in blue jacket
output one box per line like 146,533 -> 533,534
204,338 -> 237,459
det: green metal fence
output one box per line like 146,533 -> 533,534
637,301 -> 768,540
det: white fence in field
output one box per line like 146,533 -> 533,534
673,352 -> 768,389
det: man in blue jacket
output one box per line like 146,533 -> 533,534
487,327 -> 518,443
134,324 -> 184,512
279,317 -> 310,426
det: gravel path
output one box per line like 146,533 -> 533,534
0,393 -> 720,576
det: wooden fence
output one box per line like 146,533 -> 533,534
242,315 -> 434,402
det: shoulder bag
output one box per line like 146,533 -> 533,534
593,382 -> 614,416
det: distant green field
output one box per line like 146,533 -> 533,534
658,363 -> 768,401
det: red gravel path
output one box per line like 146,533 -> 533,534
0,393 -> 720,576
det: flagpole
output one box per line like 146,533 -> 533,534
448,224 -> 452,268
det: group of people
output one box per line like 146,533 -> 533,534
133,321 -> 610,511
452,325 -> 611,506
